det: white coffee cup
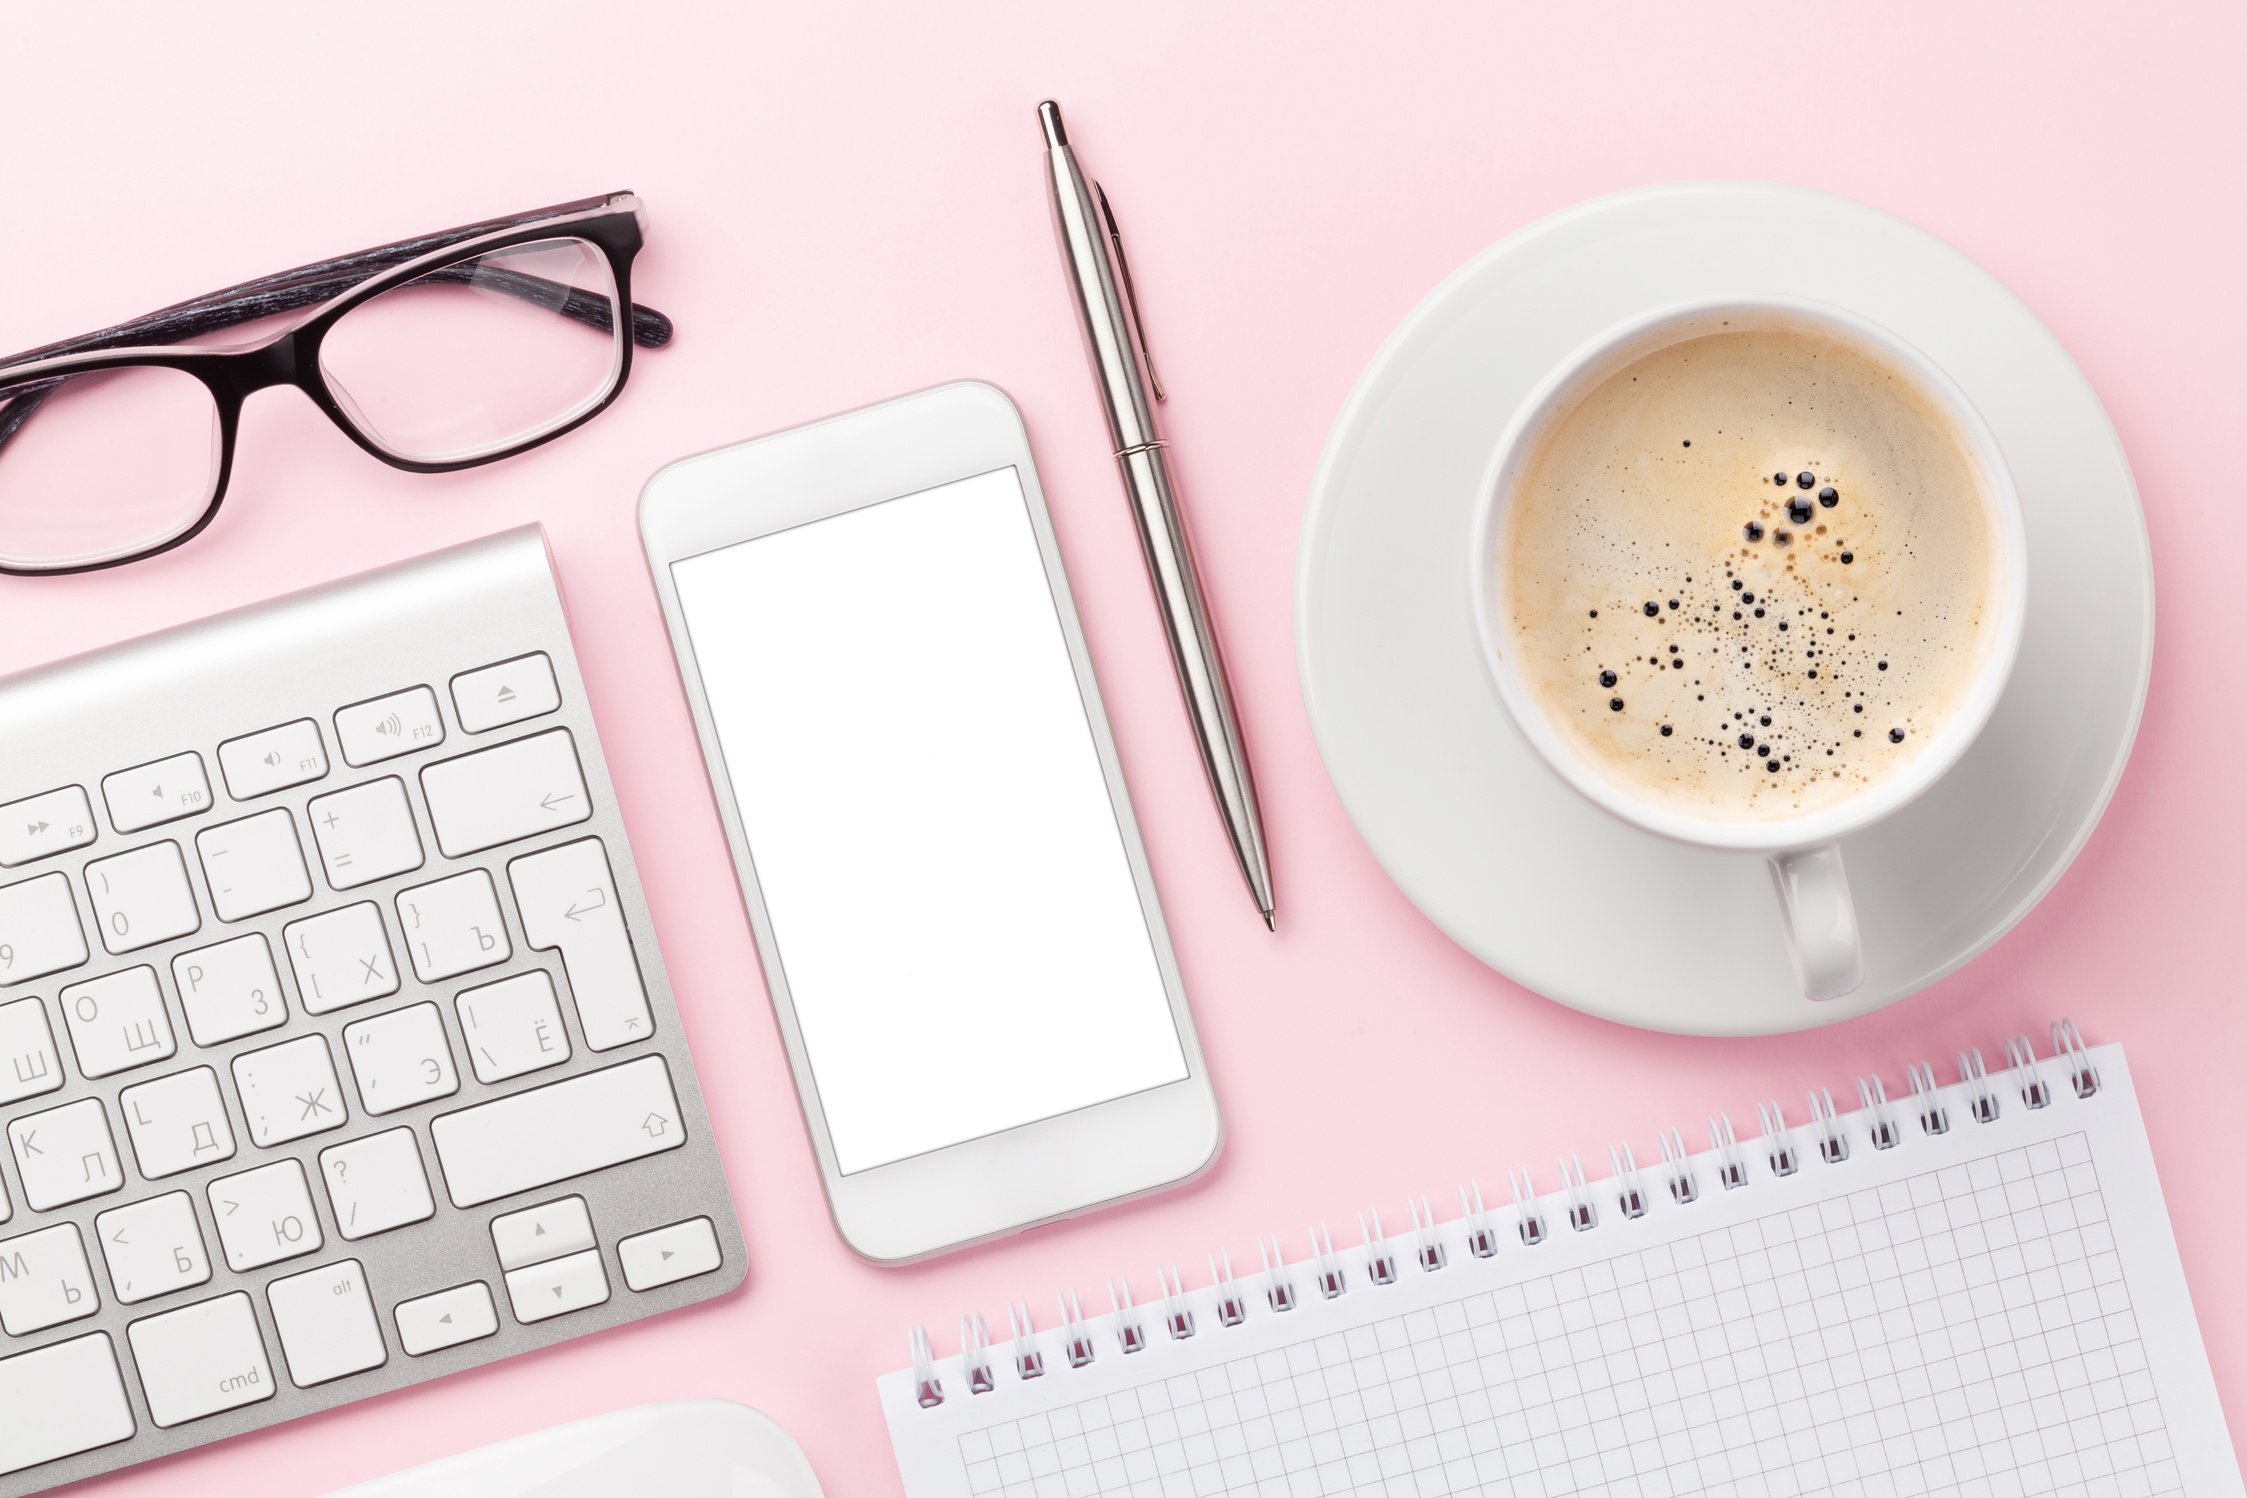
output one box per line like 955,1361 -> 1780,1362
1468,295 -> 2028,1002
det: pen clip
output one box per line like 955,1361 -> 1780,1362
1095,182 -> 1165,403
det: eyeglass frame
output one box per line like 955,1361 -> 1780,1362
0,190 -> 669,576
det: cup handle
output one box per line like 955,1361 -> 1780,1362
1767,844 -> 1866,1002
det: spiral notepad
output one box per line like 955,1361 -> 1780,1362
879,1024 -> 2241,1498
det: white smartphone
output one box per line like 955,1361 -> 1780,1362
640,381 -> 1221,1262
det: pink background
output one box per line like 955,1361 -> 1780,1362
3,2 -> 2241,1491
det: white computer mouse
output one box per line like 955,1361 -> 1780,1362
325,1398 -> 824,1498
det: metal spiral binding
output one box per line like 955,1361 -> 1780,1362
1658,1127 -> 1699,1203
911,1323 -> 944,1407
1157,1263 -> 1194,1340
910,1021 -> 2105,1414
1907,1061 -> 1949,1134
1710,1113 -> 1748,1189
1558,1157 -> 1597,1231
1006,1299 -> 1045,1379
2005,1035 -> 2051,1108
1058,1289 -> 1096,1368
1857,1074 -> 1900,1149
961,1312 -> 996,1393
1458,1183 -> 1499,1257
1807,1088 -> 1849,1163
1208,1250 -> 1247,1326
1359,1208 -> 1399,1283
1108,1278 -> 1148,1353
1257,1237 -> 1298,1312
1309,1224 -> 1346,1299
1410,1196 -> 1448,1268
1608,1142 -> 1649,1219
2052,1018 -> 2100,1098
1959,1047 -> 2000,1123
1755,1101 -> 1799,1177
1508,1168 -> 1547,1244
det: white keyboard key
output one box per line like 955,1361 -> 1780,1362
0,1333 -> 135,1477
232,1034 -> 347,1146
120,1066 -> 237,1178
0,872 -> 90,984
452,652 -> 561,733
504,1247 -> 607,1324
208,1159 -> 321,1272
510,839 -> 652,1051
0,1223 -> 100,1335
218,718 -> 328,800
344,1003 -> 460,1116
395,1281 -> 497,1356
172,933 -> 288,1045
431,1055 -> 685,1208
101,752 -> 211,834
420,729 -> 591,857
396,869 -> 511,982
336,686 -> 446,766
9,1097 -> 124,1210
307,778 -> 424,891
321,1127 -> 435,1240
267,1259 -> 386,1387
127,1291 -> 275,1427
59,966 -> 177,1078
85,842 -> 201,955
619,1216 -> 722,1292
97,1192 -> 212,1303
490,1195 -> 594,1271
283,901 -> 398,1015
457,970 -> 571,1083
0,994 -> 64,1105
0,785 -> 97,868
196,808 -> 313,922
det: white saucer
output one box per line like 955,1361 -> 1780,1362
1296,182 -> 2151,1036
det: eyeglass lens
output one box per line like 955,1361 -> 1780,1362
0,364 -> 223,572
319,236 -> 627,465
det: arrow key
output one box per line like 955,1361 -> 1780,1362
490,1195 -> 594,1271
395,1281 -> 497,1356
504,1248 -> 607,1324
619,1217 -> 721,1292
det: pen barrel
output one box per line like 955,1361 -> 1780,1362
1116,445 -> 1273,909
1044,147 -> 1160,452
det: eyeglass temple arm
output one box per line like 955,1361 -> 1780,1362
0,192 -> 668,396
0,255 -> 655,451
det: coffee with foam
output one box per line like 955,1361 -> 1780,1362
1497,325 -> 2001,821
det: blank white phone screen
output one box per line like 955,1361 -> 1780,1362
671,466 -> 1189,1175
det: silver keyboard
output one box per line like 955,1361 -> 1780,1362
0,527 -> 743,1493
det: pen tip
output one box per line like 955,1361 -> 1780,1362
1038,100 -> 1067,147
1263,909 -> 1276,933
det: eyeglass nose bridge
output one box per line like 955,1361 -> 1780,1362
204,330 -> 312,405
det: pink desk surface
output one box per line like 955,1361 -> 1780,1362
3,3 -> 2240,1492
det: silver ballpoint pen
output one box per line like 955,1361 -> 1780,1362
1038,99 -> 1276,932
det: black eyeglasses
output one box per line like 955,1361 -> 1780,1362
0,192 -> 668,576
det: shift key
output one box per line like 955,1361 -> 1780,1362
419,729 -> 591,858
431,1056 -> 684,1208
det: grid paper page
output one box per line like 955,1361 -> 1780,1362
880,1044 -> 2240,1498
